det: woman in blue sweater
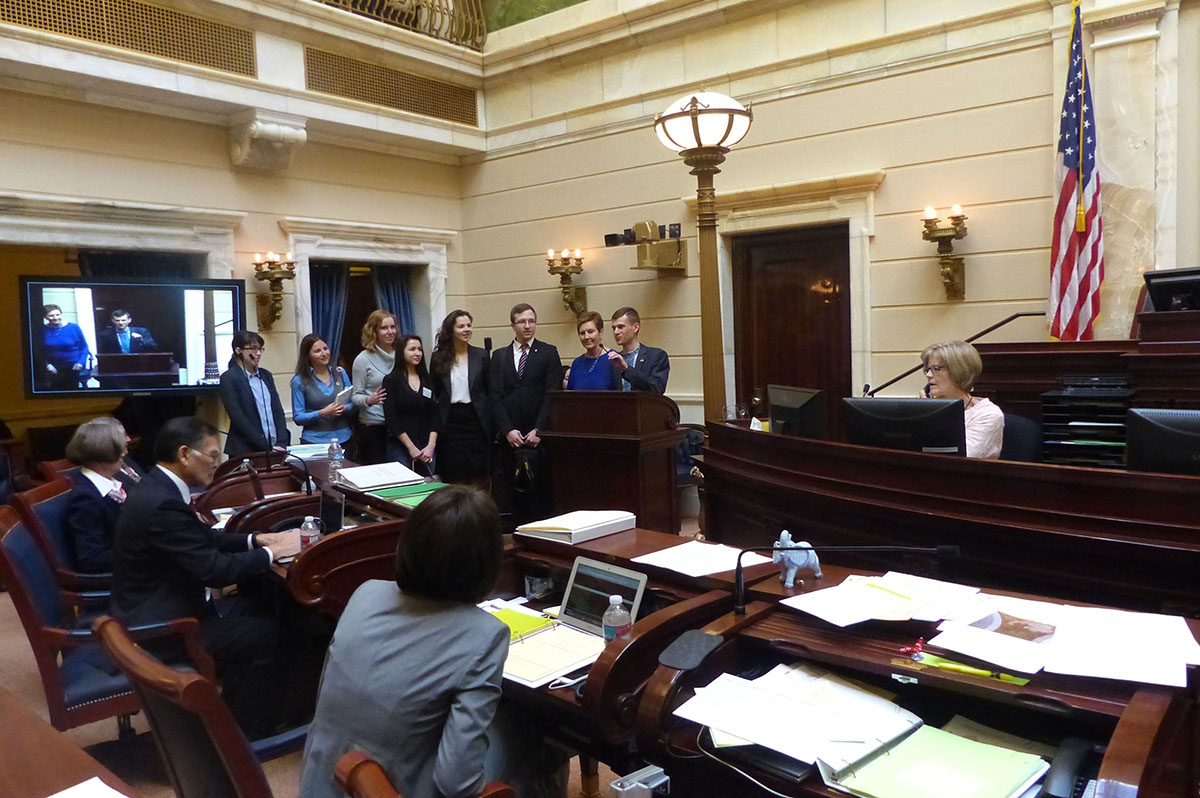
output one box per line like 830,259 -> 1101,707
39,304 -> 91,390
290,333 -> 356,446
565,311 -> 620,391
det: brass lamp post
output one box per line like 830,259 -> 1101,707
654,91 -> 752,421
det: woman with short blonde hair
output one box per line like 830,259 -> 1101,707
920,340 -> 1004,459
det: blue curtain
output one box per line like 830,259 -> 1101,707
310,263 -> 348,363
372,264 -> 416,335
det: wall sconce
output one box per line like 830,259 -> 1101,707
921,205 -> 969,300
252,251 -> 296,330
546,248 -> 587,315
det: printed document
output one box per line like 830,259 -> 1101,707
631,540 -> 770,578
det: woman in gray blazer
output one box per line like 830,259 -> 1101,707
299,486 -> 508,798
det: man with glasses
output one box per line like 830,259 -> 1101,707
219,329 -> 291,457
491,303 -> 562,523
112,416 -> 301,738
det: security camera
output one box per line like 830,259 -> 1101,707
604,229 -> 636,247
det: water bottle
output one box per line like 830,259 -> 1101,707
601,594 -> 632,641
299,515 -> 320,551
327,440 -> 344,484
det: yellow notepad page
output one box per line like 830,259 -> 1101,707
839,725 -> 1048,798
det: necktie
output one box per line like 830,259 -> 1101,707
518,344 -> 528,378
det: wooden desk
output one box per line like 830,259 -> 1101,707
701,421 -> 1200,615
637,571 -> 1199,797
0,687 -> 138,797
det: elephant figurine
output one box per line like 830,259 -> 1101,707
772,529 -> 822,588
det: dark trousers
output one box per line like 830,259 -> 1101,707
354,423 -> 389,465
202,595 -> 286,740
500,442 -> 550,526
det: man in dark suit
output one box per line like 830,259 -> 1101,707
608,306 -> 670,394
491,303 -> 562,523
218,330 -> 291,457
97,309 -> 158,354
111,416 -> 300,737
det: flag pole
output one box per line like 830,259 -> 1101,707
1074,0 -> 1087,233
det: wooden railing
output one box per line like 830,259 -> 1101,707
314,0 -> 486,50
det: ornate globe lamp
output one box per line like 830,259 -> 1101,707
654,92 -> 753,420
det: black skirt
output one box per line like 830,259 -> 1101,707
439,403 -> 490,483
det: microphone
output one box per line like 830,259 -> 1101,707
277,450 -> 315,496
733,542 -> 960,615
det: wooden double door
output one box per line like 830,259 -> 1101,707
731,223 -> 851,439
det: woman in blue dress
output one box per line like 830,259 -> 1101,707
39,304 -> 91,390
565,310 -> 620,391
290,333 -> 356,447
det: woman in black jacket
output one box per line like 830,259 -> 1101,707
382,335 -> 439,474
428,310 -> 492,486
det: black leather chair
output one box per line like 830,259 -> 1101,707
999,413 -> 1043,463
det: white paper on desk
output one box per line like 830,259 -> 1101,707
47,777 -> 133,798
630,540 -> 770,578
929,596 -> 1063,675
674,671 -> 920,773
779,575 -> 914,627
878,572 -> 981,622
502,624 -> 605,688
1042,605 -> 1194,687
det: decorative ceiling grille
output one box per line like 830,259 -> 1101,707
305,47 -> 478,127
0,0 -> 256,77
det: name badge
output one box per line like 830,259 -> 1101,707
422,387 -> 433,399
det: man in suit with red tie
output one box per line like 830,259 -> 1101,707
491,303 -> 562,524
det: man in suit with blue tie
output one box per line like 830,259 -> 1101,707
97,309 -> 158,354
491,303 -> 562,524
608,306 -> 670,394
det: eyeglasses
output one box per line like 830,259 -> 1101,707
923,364 -> 947,375
188,447 -> 219,462
242,346 -> 264,353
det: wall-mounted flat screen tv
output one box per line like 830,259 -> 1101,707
20,275 -> 245,398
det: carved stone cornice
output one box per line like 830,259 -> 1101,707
230,110 -> 308,172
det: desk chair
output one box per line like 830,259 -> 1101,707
36,458 -> 80,483
196,471 -> 301,514
999,413 -> 1043,463
288,521 -> 406,617
93,616 -> 308,798
11,477 -> 111,590
213,451 -> 293,482
0,507 -> 208,737
335,751 -> 514,798
223,494 -> 320,538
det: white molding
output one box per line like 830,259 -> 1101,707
681,172 -> 884,407
0,191 -> 244,279
277,216 -> 455,344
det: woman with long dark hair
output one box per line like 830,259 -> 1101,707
382,335 -> 439,472
291,333 -> 356,447
429,310 -> 492,485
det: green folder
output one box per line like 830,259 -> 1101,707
369,482 -> 449,500
393,493 -> 432,508
837,725 -> 1047,798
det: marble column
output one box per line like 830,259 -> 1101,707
1080,0 -> 1177,338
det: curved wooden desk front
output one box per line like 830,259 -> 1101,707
636,567 -> 1199,798
702,422 -> 1200,615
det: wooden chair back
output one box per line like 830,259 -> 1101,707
196,471 -> 301,513
93,615 -> 274,798
36,458 -> 79,483
213,452 -> 292,482
287,520 -> 406,617
334,751 -> 514,798
223,494 -> 321,538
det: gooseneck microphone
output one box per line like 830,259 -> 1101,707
733,543 -> 961,615
270,449 -> 315,496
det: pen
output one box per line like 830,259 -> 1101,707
926,661 -> 994,678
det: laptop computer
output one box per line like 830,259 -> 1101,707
501,556 -> 649,688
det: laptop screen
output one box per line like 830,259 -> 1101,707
561,558 -> 647,634
319,486 -> 344,533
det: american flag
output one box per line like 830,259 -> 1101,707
1050,0 -> 1105,341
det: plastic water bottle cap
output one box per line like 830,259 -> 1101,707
304,516 -> 315,523
609,595 -> 622,605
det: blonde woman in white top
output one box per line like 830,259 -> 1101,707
919,340 -> 1005,459
350,309 -> 393,464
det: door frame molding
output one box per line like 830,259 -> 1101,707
686,170 -> 884,408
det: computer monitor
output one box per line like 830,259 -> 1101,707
767,385 -> 825,439
1143,267 -> 1200,312
1125,409 -> 1200,474
842,397 -> 966,455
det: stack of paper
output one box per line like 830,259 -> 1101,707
336,462 -> 424,490
673,664 -> 921,777
287,443 -> 331,459
515,510 -> 636,544
834,725 -> 1049,798
780,572 -> 979,627
631,540 -> 771,577
929,595 -> 1062,675
1042,605 -> 1200,687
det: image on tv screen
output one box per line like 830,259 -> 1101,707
21,276 -> 246,397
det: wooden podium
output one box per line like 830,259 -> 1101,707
542,391 -> 686,533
